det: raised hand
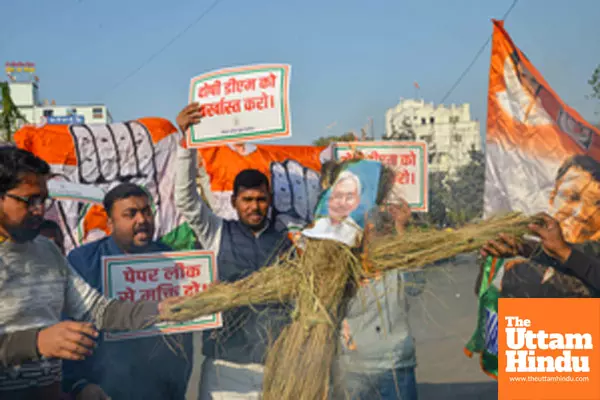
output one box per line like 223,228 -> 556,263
176,103 -> 203,134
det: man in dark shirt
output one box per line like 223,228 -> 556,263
478,155 -> 600,297
63,183 -> 193,400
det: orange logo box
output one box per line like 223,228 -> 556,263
499,298 -> 600,400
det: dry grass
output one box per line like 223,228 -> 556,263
262,240 -> 361,400
161,212 -> 537,399
365,212 -> 535,275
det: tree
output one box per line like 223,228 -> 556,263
387,116 -> 416,141
589,64 -> 600,106
424,171 -> 450,227
0,82 -> 27,142
444,146 -> 485,225
312,132 -> 357,146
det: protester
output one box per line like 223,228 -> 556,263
336,197 -> 423,399
175,103 -> 292,399
477,155 -> 600,297
0,148 -> 176,400
39,219 -> 65,255
63,183 -> 194,399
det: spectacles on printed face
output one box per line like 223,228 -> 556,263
3,193 -> 55,211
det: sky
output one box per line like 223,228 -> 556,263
1,0 -> 599,145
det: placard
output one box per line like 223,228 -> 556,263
188,64 -> 291,147
102,250 -> 221,340
334,141 -> 428,212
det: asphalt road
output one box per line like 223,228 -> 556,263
410,254 -> 498,399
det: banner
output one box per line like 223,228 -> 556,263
102,250 -> 221,341
484,19 -> 600,227
198,142 -> 331,232
14,118 -> 197,253
188,64 -> 291,148
15,124 -> 331,252
334,141 -> 428,212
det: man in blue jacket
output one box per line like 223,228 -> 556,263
63,183 -> 193,400
175,104 -> 292,399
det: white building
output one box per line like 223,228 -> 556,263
8,81 -> 112,127
385,99 -> 481,173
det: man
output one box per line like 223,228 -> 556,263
175,103 -> 292,399
63,183 -> 194,399
0,148 -> 175,400
478,155 -> 600,297
39,219 -> 65,255
336,197 -> 423,399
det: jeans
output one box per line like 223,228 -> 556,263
342,367 -> 418,400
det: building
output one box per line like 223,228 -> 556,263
385,99 -> 481,173
8,81 -> 112,127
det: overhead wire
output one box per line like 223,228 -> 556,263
103,0 -> 225,99
438,0 -> 518,104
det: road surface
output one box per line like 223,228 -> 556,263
411,254 -> 498,399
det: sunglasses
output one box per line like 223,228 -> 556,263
3,193 -> 55,211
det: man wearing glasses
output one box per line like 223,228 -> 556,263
0,148 -> 179,400
63,183 -> 194,400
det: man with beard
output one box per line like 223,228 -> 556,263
0,148 -> 177,400
175,104 -> 291,399
63,183 -> 193,400
477,155 -> 600,297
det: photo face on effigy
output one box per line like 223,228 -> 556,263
550,165 -> 600,243
301,160 -> 381,246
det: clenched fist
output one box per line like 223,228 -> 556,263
37,321 -> 98,361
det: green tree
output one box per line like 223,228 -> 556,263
0,82 -> 27,142
445,146 -> 485,225
312,132 -> 357,146
589,64 -> 600,106
424,171 -> 450,227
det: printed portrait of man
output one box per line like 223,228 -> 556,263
548,155 -> 600,244
303,170 -> 363,247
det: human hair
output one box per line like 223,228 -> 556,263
334,170 -> 362,194
233,169 -> 269,197
556,155 -> 600,183
0,147 -> 50,194
103,183 -> 149,215
40,219 -> 62,233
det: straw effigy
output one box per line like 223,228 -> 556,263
162,213 -> 536,399
162,157 -> 540,399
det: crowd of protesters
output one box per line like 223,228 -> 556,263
1,105 -> 598,400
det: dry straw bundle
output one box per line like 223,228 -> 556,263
163,213 -> 536,399
163,157 -> 539,399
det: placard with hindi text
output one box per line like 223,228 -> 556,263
187,64 -> 291,148
102,250 -> 221,341
334,141 -> 428,212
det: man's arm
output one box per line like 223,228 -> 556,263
63,263 -> 158,331
0,328 -> 40,367
562,245 -> 600,291
175,146 -> 223,252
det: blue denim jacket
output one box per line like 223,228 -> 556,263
62,236 -> 193,400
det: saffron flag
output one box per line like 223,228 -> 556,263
484,19 -> 600,220
469,19 -> 600,379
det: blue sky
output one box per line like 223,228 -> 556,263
2,0 -> 598,145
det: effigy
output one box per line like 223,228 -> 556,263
162,157 -> 534,399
